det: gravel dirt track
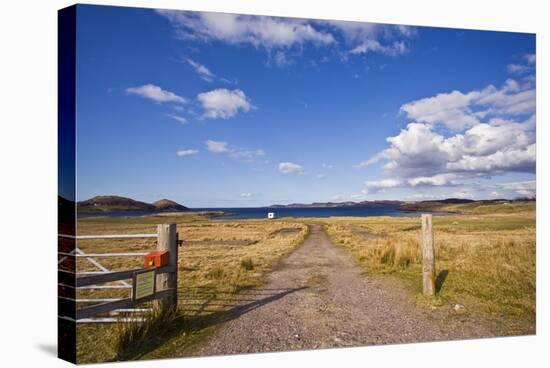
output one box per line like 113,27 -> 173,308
193,224 -> 497,356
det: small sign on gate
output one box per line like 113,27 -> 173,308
132,269 -> 156,301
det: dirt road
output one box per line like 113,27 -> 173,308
193,224 -> 495,356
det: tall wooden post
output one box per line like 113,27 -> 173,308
421,214 -> 436,296
157,223 -> 178,311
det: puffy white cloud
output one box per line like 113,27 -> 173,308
446,143 -> 535,173
197,88 -> 253,119
240,192 -> 253,197
400,90 -> 479,130
205,140 -> 229,153
364,174 -> 458,193
126,84 -> 186,104
400,79 -> 535,131
458,119 -> 533,156
379,123 -> 452,177
350,40 -> 407,56
157,10 -> 334,48
176,149 -> 198,156
476,82 -> 535,115
358,115 -> 535,192
407,173 -> 459,187
157,10 -> 413,60
278,162 -> 304,174
185,58 -> 215,82
323,20 -> 413,54
376,78 -> 536,191
365,178 -> 403,192
322,20 -> 378,42
387,120 -> 534,175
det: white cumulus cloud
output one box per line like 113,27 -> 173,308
350,40 -> 407,56
126,84 -> 186,104
357,75 -> 536,195
365,178 -> 403,192
278,162 -> 304,174
157,10 -> 335,48
377,120 -> 535,178
197,88 -> 253,119
400,79 -> 535,131
156,10 -> 414,62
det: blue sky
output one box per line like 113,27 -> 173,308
75,5 -> 536,207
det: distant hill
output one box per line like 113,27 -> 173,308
77,195 -> 188,213
400,198 -> 475,211
270,200 -> 403,208
399,198 -> 535,214
268,198 -> 535,215
152,199 -> 189,212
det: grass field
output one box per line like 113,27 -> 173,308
321,202 -> 536,334
75,214 -> 308,363
73,202 -> 536,362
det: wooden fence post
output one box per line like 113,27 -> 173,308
157,223 -> 178,311
421,214 -> 436,296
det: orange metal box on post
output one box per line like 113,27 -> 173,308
144,250 -> 169,268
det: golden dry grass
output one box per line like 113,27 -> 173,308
73,208 -> 536,362
441,201 -> 535,214
321,212 -> 535,332
74,215 -> 308,363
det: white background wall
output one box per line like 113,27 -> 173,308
0,0 -> 547,367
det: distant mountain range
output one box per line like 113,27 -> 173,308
269,198 -> 529,211
398,198 -> 528,211
70,195 -> 533,214
77,195 -> 189,213
269,200 -> 403,208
